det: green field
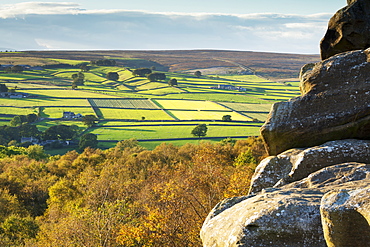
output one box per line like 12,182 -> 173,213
168,110 -> 251,121
98,108 -> 173,120
154,99 -> 226,111
88,123 -> 259,141
41,107 -> 95,118
0,57 -> 301,151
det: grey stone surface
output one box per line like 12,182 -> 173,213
261,49 -> 370,156
249,139 -> 370,194
321,0 -> 370,60
321,187 -> 370,247
201,163 -> 370,247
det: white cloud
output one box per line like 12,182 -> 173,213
0,2 -> 82,18
0,2 -> 333,54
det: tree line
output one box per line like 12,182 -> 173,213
3,114 -> 99,151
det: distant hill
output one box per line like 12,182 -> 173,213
0,50 -> 320,80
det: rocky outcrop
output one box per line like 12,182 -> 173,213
202,2 -> 370,246
261,49 -> 370,156
320,0 -> 370,60
249,139 -> 370,194
201,163 -> 370,247
321,187 -> 370,247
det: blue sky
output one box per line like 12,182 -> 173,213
0,1 -> 347,53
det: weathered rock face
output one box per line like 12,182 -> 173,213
261,49 -> 370,156
201,163 -> 370,247
249,139 -> 370,194
321,187 -> 370,247
320,0 -> 370,60
202,3 -> 370,246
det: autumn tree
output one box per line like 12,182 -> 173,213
0,134 -> 265,246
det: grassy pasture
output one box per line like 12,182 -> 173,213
98,108 -> 173,120
118,70 -> 134,81
154,99 -> 228,111
89,123 -> 259,142
5,82 -> 62,89
138,87 -> 183,95
18,89 -> 117,98
219,75 -> 269,82
41,107 -> 95,118
0,73 -> 46,81
168,110 -> 251,121
50,69 -> 79,77
136,82 -> 167,90
49,58 -> 89,65
85,72 -> 108,82
241,112 -> 269,121
90,99 -> 158,109
0,98 -> 89,107
115,84 -> 132,91
100,137 -> 255,150
0,56 -> 51,66
36,119 -> 86,132
161,92 -> 269,103
0,106 -> 37,116
220,102 -> 272,112
97,121 -> 262,128
0,57 -> 303,151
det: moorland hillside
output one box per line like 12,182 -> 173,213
0,50 -> 319,80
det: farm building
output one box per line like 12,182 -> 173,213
21,137 -> 39,144
0,92 -> 29,98
63,112 -> 83,119
210,85 -> 248,92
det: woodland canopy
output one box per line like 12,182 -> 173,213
0,137 -> 266,246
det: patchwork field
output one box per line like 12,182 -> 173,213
0,52 -> 303,151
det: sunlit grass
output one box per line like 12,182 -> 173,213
155,99 -> 228,111
89,124 -> 260,141
41,107 -> 96,118
0,106 -> 37,115
0,98 -> 89,107
20,89 -> 117,98
168,110 -> 251,121
99,108 -> 173,120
